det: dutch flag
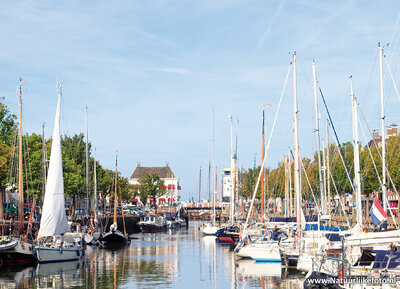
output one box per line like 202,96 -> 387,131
369,196 -> 387,226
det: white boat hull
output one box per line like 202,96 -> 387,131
248,244 -> 281,262
236,259 -> 282,277
297,253 -> 313,272
0,238 -> 18,251
36,246 -> 83,264
236,241 -> 279,259
236,245 -> 255,258
84,234 -> 94,244
84,232 -> 101,245
200,224 -> 218,235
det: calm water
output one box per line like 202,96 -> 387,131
0,223 -> 305,288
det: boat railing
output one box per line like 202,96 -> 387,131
312,253 -> 351,278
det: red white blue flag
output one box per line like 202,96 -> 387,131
369,196 -> 387,225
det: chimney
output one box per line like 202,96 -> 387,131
373,130 -> 379,141
165,162 -> 169,167
137,162 -> 141,167
388,124 -> 397,137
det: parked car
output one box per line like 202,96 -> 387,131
131,208 -> 143,216
75,208 -> 86,217
105,206 -> 122,216
123,205 -> 143,216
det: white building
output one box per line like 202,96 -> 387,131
222,168 -> 233,203
129,163 -> 179,204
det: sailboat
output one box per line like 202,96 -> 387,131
99,152 -> 129,244
215,116 -> 240,243
338,46 -> 400,261
238,54 -> 302,263
0,78 -> 35,265
84,147 -> 102,245
201,109 -> 219,235
35,84 -> 84,263
282,59 -> 343,270
304,46 -> 400,285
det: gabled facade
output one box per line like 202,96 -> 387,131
129,163 -> 180,204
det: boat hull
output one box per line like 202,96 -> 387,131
200,225 -> 218,235
139,224 -> 167,233
0,239 -> 18,251
0,239 -> 36,266
84,232 -> 101,245
216,229 -> 239,243
217,236 -> 234,243
99,230 -> 129,244
36,247 -> 83,264
0,251 -> 36,266
248,246 -> 281,262
280,249 -> 299,267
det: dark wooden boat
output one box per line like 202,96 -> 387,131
137,215 -> 167,233
99,229 -> 129,244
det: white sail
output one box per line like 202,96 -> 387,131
37,86 -> 70,237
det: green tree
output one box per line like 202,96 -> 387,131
97,166 -> 114,196
22,133 -> 47,198
0,97 -> 17,146
0,98 -> 16,220
238,167 -> 261,199
61,134 -> 88,200
0,143 -> 11,190
117,176 -> 133,202
0,98 -> 16,189
133,173 -> 166,205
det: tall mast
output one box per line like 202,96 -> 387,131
208,161 -> 211,204
235,118 -> 239,216
113,151 -> 118,225
230,115 -> 234,224
18,78 -> 24,233
198,165 -> 201,202
322,139 -> 327,216
284,153 -> 288,217
230,115 -> 233,167
221,172 -> 223,203
94,148 -> 97,222
288,147 -> 292,217
312,61 -> 325,214
85,106 -> 90,216
350,76 -> 363,226
232,152 -> 237,225
293,53 -> 302,229
379,44 -> 387,212
212,109 -> 215,224
42,123 -> 46,201
215,166 -> 218,202
326,119 -> 331,220
261,108 -> 265,218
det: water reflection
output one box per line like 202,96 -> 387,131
0,224 -> 304,288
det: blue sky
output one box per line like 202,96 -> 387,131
1,1 -> 400,201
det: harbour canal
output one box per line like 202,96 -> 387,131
0,223 -> 304,289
